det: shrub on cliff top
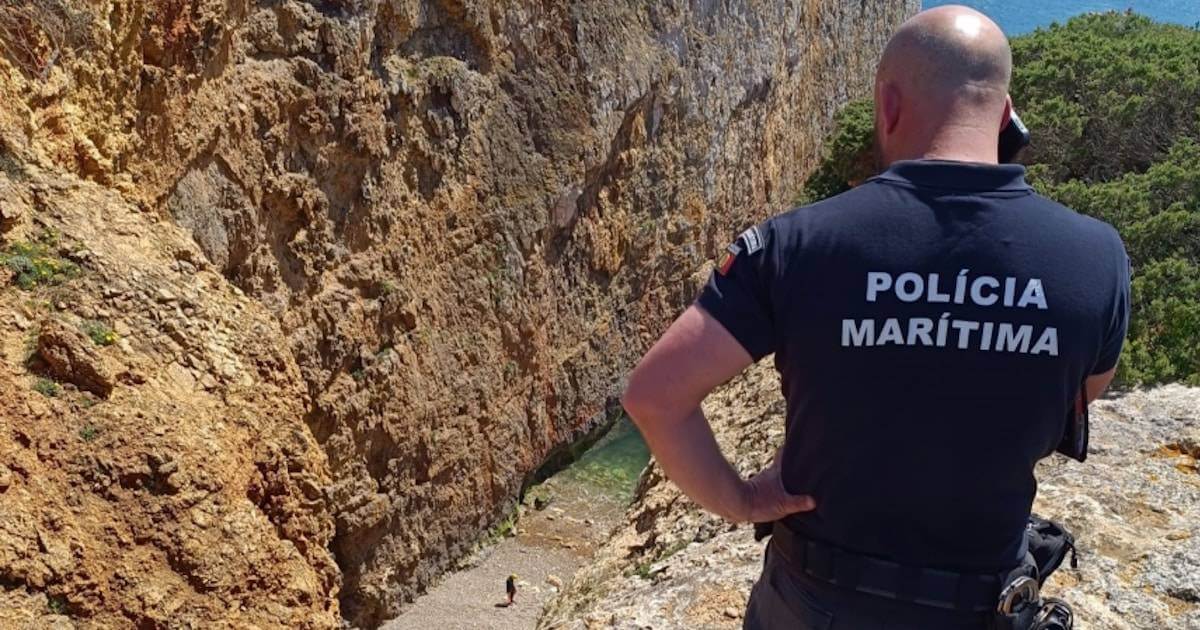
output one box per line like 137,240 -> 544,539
1041,139 -> 1200,385
1012,13 -> 1200,183
796,13 -> 1200,386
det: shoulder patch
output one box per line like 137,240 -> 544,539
717,225 -> 764,276
738,225 -> 764,255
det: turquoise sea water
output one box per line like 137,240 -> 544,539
923,0 -> 1200,35
555,417 -> 651,501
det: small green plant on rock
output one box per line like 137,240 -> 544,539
79,424 -> 99,442
82,320 -> 117,346
0,239 -> 79,290
46,595 -> 67,615
479,507 -> 520,548
493,510 -> 518,539
21,329 -> 38,364
33,377 -> 60,398
633,558 -> 656,580
522,484 -> 554,510
631,538 -> 690,580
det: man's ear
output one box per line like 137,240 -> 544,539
1000,93 -> 1013,131
881,82 -> 902,135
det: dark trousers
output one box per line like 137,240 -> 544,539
744,542 -> 993,630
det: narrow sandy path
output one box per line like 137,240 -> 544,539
381,533 -> 583,630
384,419 -> 647,629
383,480 -> 628,630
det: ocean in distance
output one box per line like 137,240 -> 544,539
923,0 -> 1200,35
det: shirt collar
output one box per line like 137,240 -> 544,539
871,159 -> 1032,193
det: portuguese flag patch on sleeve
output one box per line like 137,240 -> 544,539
717,225 -> 762,276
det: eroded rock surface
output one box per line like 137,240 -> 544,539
0,0 -> 913,625
0,173 -> 339,628
541,364 -> 1200,629
33,320 -> 117,397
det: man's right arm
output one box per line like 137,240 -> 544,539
1085,367 -> 1116,403
1086,241 -> 1131,402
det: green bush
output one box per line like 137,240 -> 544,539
1040,138 -> 1200,385
0,237 -> 79,290
79,424 -> 100,442
796,13 -> 1200,386
1012,13 -> 1200,182
34,377 -> 61,398
796,99 -> 876,205
46,595 -> 67,615
82,320 -> 117,346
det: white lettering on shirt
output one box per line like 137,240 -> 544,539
841,271 -> 1058,356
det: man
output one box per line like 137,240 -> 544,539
621,5 -> 1130,629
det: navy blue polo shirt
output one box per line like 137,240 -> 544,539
697,160 -> 1130,573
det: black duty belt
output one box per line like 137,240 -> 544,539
768,521 -> 1005,613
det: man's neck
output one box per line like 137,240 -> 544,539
924,126 -> 1000,164
886,125 -> 1001,166
920,150 -> 998,165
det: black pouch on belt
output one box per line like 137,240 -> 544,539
1025,515 -> 1079,584
990,515 -> 1079,630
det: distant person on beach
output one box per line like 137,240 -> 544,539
622,4 -> 1129,629
506,573 -> 517,606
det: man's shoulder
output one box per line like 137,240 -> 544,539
762,182 -> 1125,260
782,183 -> 1120,235
768,184 -> 887,232
1020,192 -> 1125,251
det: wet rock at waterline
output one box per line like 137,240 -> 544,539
541,365 -> 1200,629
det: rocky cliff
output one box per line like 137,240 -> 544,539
0,1 -> 913,626
540,363 -> 1200,629
0,172 -> 339,628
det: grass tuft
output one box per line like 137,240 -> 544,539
82,320 -> 117,346
46,595 -> 67,615
33,377 -> 60,397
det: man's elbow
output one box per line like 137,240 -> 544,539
621,372 -> 673,431
620,380 -> 654,429
1086,366 -> 1118,403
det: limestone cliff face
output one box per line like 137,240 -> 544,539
0,1 -> 912,626
0,176 -> 339,628
541,364 -> 1200,629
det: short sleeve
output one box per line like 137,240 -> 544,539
1093,249 -> 1131,374
694,223 -> 777,361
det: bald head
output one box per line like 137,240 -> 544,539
873,6 -> 1014,167
882,6 -> 1012,103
